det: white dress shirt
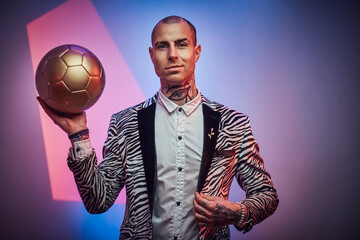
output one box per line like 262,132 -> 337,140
152,90 -> 204,240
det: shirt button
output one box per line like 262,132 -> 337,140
178,107 -> 182,112
178,136 -> 182,140
176,201 -> 181,206
178,167 -> 182,172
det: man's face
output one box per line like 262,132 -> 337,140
149,21 -> 201,87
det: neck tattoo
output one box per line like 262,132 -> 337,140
161,76 -> 198,105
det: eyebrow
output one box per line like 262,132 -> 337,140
154,38 -> 190,47
154,41 -> 168,48
175,38 -> 189,44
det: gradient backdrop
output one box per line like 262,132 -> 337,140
1,0 -> 359,239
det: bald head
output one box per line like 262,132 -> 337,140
151,16 -> 197,46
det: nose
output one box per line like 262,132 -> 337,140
168,45 -> 178,61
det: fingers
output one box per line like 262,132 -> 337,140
193,193 -> 239,228
36,97 -> 88,134
193,205 -> 211,227
193,211 -> 211,227
194,193 -> 211,212
37,96 -> 51,115
37,96 -> 61,123
193,193 -> 212,217
193,193 -> 207,227
193,192 -> 218,227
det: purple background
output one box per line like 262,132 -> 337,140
1,0 -> 359,239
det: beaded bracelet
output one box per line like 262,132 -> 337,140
236,202 -> 245,227
68,128 -> 89,140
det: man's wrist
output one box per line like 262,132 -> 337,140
235,203 -> 245,227
69,128 -> 89,144
235,202 -> 248,228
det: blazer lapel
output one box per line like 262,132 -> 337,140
197,103 -> 220,192
137,102 -> 156,213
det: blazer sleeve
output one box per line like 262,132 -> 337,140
235,116 -> 279,232
67,114 -> 125,214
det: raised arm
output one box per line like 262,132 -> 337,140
37,97 -> 124,214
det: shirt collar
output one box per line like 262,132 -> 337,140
158,89 -> 202,117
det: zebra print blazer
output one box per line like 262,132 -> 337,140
67,94 -> 278,239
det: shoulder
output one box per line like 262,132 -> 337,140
201,94 -> 250,127
111,94 -> 158,122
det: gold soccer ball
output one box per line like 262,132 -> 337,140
36,44 -> 105,114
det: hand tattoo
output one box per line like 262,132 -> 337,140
201,201 -> 207,207
213,203 -> 242,225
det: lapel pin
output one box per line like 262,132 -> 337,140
208,128 -> 215,139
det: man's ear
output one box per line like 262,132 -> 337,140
194,44 -> 201,62
149,47 -> 154,64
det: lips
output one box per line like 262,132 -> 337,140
165,65 -> 183,70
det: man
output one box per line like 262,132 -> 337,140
38,16 -> 278,240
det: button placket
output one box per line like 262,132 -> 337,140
174,109 -> 185,237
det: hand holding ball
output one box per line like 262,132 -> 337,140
36,44 -> 105,114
